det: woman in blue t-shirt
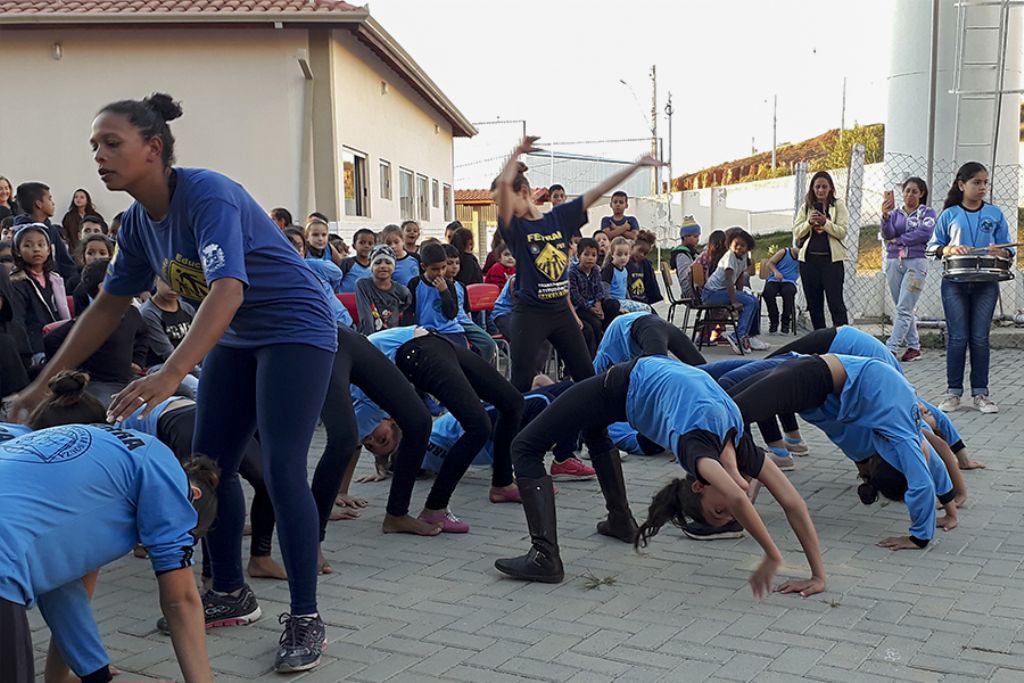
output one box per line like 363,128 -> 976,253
9,93 -> 337,673
926,162 -> 1013,415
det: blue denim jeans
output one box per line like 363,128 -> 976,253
703,288 -> 758,338
940,279 -> 998,396
884,257 -> 927,351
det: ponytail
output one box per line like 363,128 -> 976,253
28,370 -> 107,430
856,455 -> 908,505
635,477 -> 705,550
942,161 -> 987,210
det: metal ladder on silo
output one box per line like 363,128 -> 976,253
949,0 -> 1022,173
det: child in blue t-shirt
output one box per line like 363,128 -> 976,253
406,242 -> 466,346
762,246 -> 800,333
601,236 -> 653,314
380,224 -> 420,287
9,93 -> 338,673
444,243 -> 497,363
600,191 -> 640,239
339,228 -> 377,293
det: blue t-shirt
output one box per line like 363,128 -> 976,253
593,311 -> 649,373
306,256 -> 343,293
0,422 -> 31,442
927,203 -> 1013,254
492,278 -> 513,321
393,254 -> 420,287
453,281 -> 474,325
339,257 -> 373,293
351,327 -> 419,437
774,249 -> 800,284
105,168 -> 337,352
117,396 -> 185,435
831,326 -> 902,374
498,197 -> 587,309
608,422 -> 657,456
414,279 -> 464,336
0,424 -> 196,676
600,215 -> 639,233
608,265 -> 627,299
625,356 -> 746,474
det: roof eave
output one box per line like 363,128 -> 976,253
0,8 -> 370,26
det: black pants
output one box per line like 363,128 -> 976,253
767,327 -> 837,358
312,326 -> 431,530
799,256 -> 848,329
630,315 -> 706,366
762,281 -> 797,330
396,334 -> 523,509
0,598 -> 32,683
0,334 -> 28,397
512,365 -> 630,479
509,302 -> 595,392
576,300 -> 622,357
728,356 -> 835,426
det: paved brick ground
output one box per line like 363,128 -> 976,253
29,340 -> 1024,682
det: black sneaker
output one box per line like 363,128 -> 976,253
681,520 -> 745,540
275,613 -> 326,673
156,583 -> 262,634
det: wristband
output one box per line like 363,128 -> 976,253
909,535 -> 929,548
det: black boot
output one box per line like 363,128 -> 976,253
592,450 -> 638,543
494,476 -> 564,583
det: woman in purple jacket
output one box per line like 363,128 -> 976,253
880,177 -> 935,362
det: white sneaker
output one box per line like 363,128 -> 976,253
747,336 -> 771,351
973,395 -> 999,414
723,332 -> 742,355
938,394 -> 961,413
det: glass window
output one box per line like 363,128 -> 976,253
399,167 -> 414,221
431,179 -> 439,208
416,173 -> 430,221
443,183 -> 453,221
379,160 -> 392,200
342,148 -> 368,217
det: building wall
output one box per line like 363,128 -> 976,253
331,30 -> 456,241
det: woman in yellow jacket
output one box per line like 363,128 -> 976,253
793,171 -> 849,329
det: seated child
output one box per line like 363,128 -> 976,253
569,237 -> 620,356
380,223 -> 420,287
671,216 -> 701,301
444,243 -> 497,363
339,228 -> 377,293
9,223 -> 70,366
601,236 -> 652,314
624,229 -> 663,307
356,245 -> 411,335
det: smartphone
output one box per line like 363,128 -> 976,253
884,189 -> 895,203
814,201 -> 826,215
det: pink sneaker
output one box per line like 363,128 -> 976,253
418,509 -> 470,533
489,484 -> 521,504
550,457 -> 596,481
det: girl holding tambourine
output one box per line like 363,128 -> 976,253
926,162 -> 1013,415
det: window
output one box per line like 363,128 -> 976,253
416,173 -> 430,221
399,167 -> 414,220
431,179 -> 439,208
379,160 -> 392,200
342,148 -> 368,217
443,183 -> 453,221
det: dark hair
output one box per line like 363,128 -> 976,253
380,224 -> 402,240
76,234 -> 114,266
68,188 -> 99,217
902,177 -> 928,206
419,242 -> 447,266
611,190 -> 628,201
80,259 -> 110,298
80,214 -> 106,232
400,220 -> 419,231
183,455 -> 221,539
635,229 -> 656,247
707,229 -> 727,254
270,207 -> 293,226
442,243 -> 460,259
352,228 -> 376,245
805,171 -> 837,210
28,371 -> 108,430
490,161 -> 530,194
724,227 -> 755,251
15,182 -> 49,214
856,455 -> 908,504
943,161 -> 987,210
0,217 -> 14,231
635,477 -> 707,549
98,93 -> 182,167
445,220 -> 464,234
283,226 -> 305,254
451,227 -> 474,252
577,237 -> 599,255
549,183 -> 565,194
12,224 -> 54,274
308,211 -> 330,223
591,229 -> 606,239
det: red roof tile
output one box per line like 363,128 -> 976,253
0,0 -> 360,15
455,189 -> 492,204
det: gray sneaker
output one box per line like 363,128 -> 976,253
275,613 -> 326,673
973,395 -> 999,414
938,394 -> 961,413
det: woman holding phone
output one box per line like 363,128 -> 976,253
793,171 -> 849,329
880,177 -> 935,362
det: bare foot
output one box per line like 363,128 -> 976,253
958,458 -> 985,470
318,549 -> 333,575
382,513 -> 442,536
336,493 -> 368,508
954,492 -> 968,508
247,555 -> 287,580
330,507 -> 361,521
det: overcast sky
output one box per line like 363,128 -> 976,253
368,0 -> 894,188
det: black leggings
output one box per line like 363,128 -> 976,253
762,281 -> 797,328
767,327 -> 837,358
312,326 -> 431,531
577,300 -> 621,357
512,365 -> 629,479
728,356 -> 835,426
799,256 -> 848,329
158,406 -> 276,563
395,334 -> 523,509
0,333 -> 28,397
630,315 -> 706,366
0,598 -> 32,683
495,314 -> 549,374
509,302 -> 595,391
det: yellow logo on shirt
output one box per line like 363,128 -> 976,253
534,243 -> 568,282
165,255 -> 209,301
630,276 -> 646,297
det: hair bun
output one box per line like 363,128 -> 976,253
48,370 -> 89,398
516,161 -> 529,174
857,482 -> 878,505
143,93 -> 183,122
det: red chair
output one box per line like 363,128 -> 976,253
66,296 -> 75,318
337,292 -> 358,324
43,319 -> 71,336
467,283 -> 500,312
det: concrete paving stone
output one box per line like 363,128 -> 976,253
905,653 -> 997,678
765,646 -> 825,675
711,653 -> 772,682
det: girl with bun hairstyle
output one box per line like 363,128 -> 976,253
0,370 -> 216,683
9,93 -> 338,673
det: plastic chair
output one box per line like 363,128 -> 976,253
66,296 -> 75,318
43,319 -> 71,336
467,283 -> 500,312
337,292 -> 359,324
689,263 -> 742,354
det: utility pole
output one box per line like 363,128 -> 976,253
650,64 -> 658,197
840,76 -> 847,141
771,94 -> 778,169
665,91 -> 674,223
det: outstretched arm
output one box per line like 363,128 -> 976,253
496,136 -> 543,226
582,155 -> 664,210
159,567 -> 214,683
